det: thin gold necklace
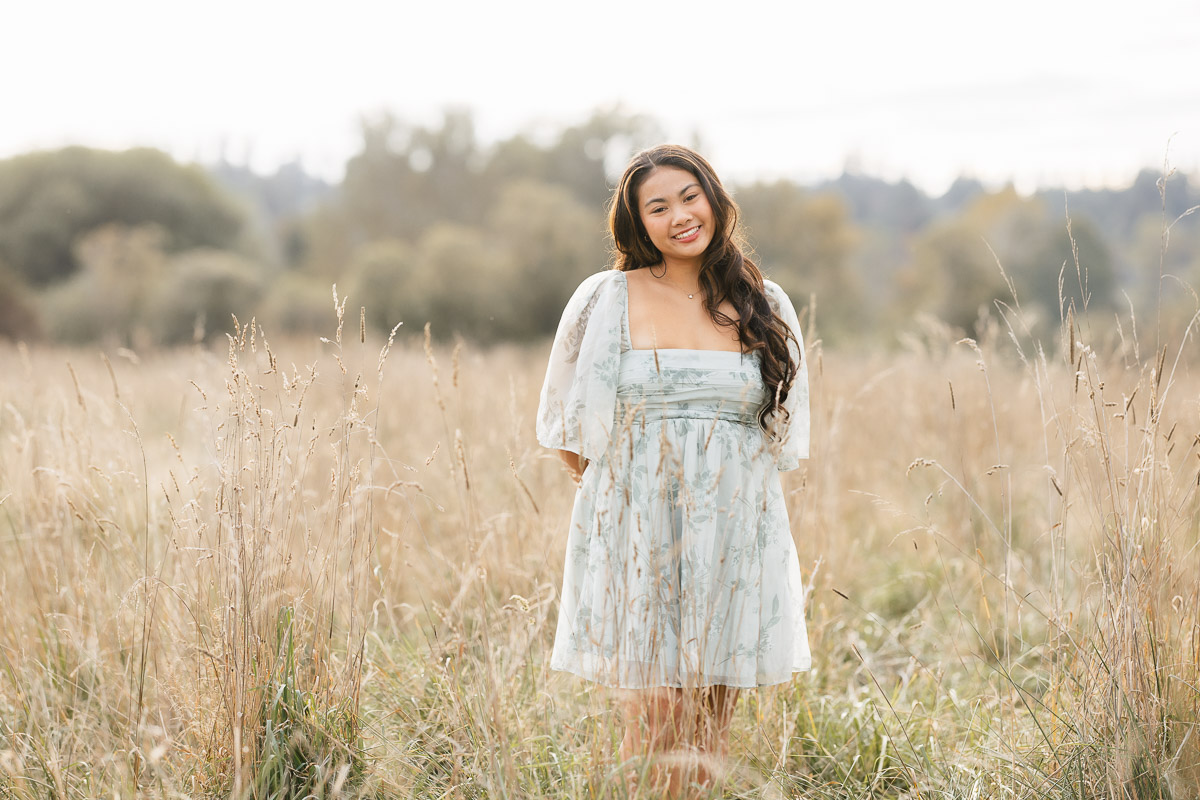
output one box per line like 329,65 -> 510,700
648,264 -> 699,299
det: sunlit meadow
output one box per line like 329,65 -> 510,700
1,264 -> 1198,798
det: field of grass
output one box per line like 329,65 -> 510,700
1,294 -> 1198,798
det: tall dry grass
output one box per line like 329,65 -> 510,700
1,224 -> 1198,797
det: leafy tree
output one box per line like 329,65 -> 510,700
409,109 -> 486,224
343,182 -> 603,341
736,181 -> 861,338
340,110 -> 485,246
332,105 -> 660,268
542,107 -> 663,206
963,190 -> 1115,320
1125,210 -> 1200,328
897,215 -> 1012,335
896,187 -> 1115,335
0,147 -> 245,286
409,222 -> 510,340
293,204 -> 358,280
208,158 -> 334,267
297,107 -> 658,340
209,157 -> 333,221
1022,215 -> 1115,319
485,107 -> 662,209
485,179 -> 604,339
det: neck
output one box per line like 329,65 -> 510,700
656,255 -> 703,285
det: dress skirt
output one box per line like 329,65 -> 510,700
550,348 -> 812,689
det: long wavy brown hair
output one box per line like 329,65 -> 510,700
607,144 -> 800,433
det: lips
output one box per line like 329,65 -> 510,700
672,225 -> 701,241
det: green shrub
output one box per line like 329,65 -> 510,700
39,223 -> 167,345
0,261 -> 39,340
344,238 -> 417,335
150,249 -> 265,344
258,273 -> 338,336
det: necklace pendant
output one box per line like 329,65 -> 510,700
688,293 -> 694,299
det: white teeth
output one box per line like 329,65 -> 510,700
673,226 -> 699,239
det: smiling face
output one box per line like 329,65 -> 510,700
636,166 -> 715,269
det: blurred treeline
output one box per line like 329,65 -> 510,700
1,107 -> 1197,347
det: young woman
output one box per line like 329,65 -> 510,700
536,144 -> 811,795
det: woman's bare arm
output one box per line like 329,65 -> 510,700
557,450 -> 589,484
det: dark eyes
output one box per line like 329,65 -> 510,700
650,194 -> 699,214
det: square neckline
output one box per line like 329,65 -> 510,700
616,269 -> 750,356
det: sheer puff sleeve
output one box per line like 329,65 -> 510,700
536,269 -> 625,464
763,279 -> 810,471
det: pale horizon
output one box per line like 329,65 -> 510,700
4,0 -> 1198,196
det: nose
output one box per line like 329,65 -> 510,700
671,206 -> 693,226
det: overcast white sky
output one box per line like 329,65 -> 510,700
4,0 -> 1198,194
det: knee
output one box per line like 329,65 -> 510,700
622,688 -> 687,736
647,688 -> 687,729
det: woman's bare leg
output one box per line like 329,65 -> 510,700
619,688 -> 687,757
619,688 -> 691,795
678,685 -> 737,792
697,685 -> 739,757
617,686 -> 740,797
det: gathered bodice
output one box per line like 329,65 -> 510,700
616,349 -> 767,426
536,267 -> 807,469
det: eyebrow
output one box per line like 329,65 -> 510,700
642,182 -> 701,208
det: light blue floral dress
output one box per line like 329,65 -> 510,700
536,268 -> 811,689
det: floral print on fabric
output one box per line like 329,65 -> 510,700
537,269 -> 812,689
536,270 -> 626,464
